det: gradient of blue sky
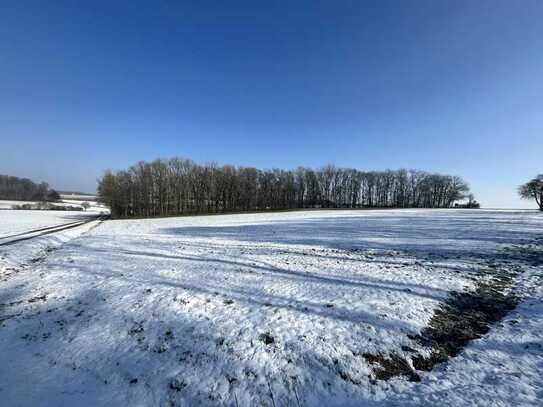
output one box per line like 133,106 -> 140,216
1,0 -> 542,208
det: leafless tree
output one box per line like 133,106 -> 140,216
0,175 -> 52,202
519,175 -> 543,211
97,159 -> 474,218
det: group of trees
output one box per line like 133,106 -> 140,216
519,174 -> 543,211
98,158 -> 473,218
0,175 -> 60,202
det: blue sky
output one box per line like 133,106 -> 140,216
1,1 -> 542,208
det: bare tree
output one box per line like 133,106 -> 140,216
0,175 -> 54,201
97,158 -> 475,218
519,175 -> 543,211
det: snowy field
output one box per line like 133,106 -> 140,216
0,209 -> 541,406
0,200 -> 38,210
0,209 -> 98,238
0,198 -> 108,212
0,199 -> 107,239
60,199 -> 108,212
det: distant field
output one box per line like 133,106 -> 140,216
0,209 -> 541,406
59,194 -> 97,202
0,209 -> 96,237
60,199 -> 107,211
0,198 -> 107,213
0,200 -> 39,210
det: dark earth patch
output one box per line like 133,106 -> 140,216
362,353 -> 420,382
410,268 -> 518,371
259,332 -> 275,345
362,236 -> 543,382
365,263 -> 522,382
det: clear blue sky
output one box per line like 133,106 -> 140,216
1,1 -> 542,208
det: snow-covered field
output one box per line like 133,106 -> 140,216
0,200 -> 36,210
60,194 -> 97,201
0,209 -> 541,406
60,199 -> 108,212
0,199 -> 108,212
0,209 -> 97,238
0,199 -> 108,239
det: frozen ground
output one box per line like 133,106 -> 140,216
0,200 -> 39,210
0,209 -> 99,238
60,199 -> 108,212
0,209 -> 541,406
0,199 -> 108,213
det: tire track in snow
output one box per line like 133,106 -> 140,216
0,215 -> 108,247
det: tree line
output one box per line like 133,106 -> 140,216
0,175 -> 60,202
98,158 -> 472,218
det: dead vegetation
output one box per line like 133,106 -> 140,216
410,267 -> 518,371
364,259 -> 523,382
362,353 -> 421,382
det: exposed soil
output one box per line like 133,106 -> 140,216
410,267 -> 518,371
364,258 -> 524,382
259,332 -> 275,345
362,353 -> 421,382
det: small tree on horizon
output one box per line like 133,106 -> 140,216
518,174 -> 543,211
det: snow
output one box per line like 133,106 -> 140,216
60,194 -> 97,200
0,209 -> 541,406
0,200 -> 42,209
0,199 -> 108,238
0,209 -> 96,237
60,199 -> 109,212
0,198 -> 106,212
387,266 -> 543,406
